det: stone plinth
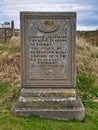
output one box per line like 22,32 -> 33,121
11,88 -> 85,121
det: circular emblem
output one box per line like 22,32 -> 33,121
39,21 -> 59,33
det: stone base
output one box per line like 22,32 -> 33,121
11,88 -> 85,121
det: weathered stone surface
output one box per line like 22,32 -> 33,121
11,12 -> 85,121
20,12 -> 76,87
20,88 -> 76,99
11,96 -> 85,121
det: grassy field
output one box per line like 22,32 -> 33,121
0,35 -> 98,130
0,76 -> 98,130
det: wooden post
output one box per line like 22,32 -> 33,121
11,21 -> 14,37
4,28 -> 7,41
96,30 -> 98,46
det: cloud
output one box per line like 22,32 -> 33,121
0,0 -> 98,30
0,4 -> 91,26
77,25 -> 98,31
0,3 -> 94,17
0,0 -> 67,5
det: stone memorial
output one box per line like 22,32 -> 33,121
11,12 -> 85,121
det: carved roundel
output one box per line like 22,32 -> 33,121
38,20 -> 59,33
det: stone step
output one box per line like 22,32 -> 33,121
11,97 -> 85,121
14,97 -> 80,109
20,88 -> 76,98
19,96 -> 76,102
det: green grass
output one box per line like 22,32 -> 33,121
77,74 -> 98,99
8,46 -> 20,54
0,38 -> 20,54
0,101 -> 98,130
0,43 -> 20,54
0,112 -> 98,130
0,74 -> 98,130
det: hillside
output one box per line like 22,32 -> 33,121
0,35 -> 98,130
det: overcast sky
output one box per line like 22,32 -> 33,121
0,0 -> 98,30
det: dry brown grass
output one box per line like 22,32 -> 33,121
0,37 -> 20,85
76,36 -> 98,77
9,36 -> 20,48
0,36 -> 98,85
0,52 -> 20,85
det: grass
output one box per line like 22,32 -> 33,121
77,74 -> 98,101
0,74 -> 98,130
0,34 -> 98,129
0,113 -> 98,130
76,36 -> 98,76
77,31 -> 97,45
0,37 -> 20,85
0,103 -> 98,130
0,37 -> 20,54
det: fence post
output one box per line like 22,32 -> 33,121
4,28 -> 7,41
11,21 -> 14,37
96,30 -> 98,46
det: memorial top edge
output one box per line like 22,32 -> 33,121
20,11 -> 76,18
